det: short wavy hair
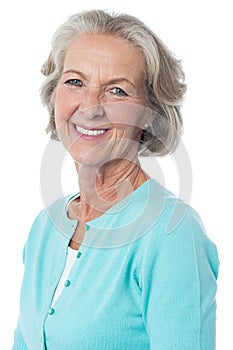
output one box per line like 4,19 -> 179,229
40,9 -> 186,156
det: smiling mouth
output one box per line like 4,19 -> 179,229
75,125 -> 108,136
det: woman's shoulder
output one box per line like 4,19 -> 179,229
145,179 -> 208,233
24,194 -> 78,250
138,179 -> 195,233
139,180 -> 219,273
141,179 -> 218,257
29,194 -> 74,228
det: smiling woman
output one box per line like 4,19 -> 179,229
54,33 -> 146,166
12,9 -> 219,350
41,10 -> 185,157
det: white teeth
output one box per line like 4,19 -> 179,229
75,125 -> 106,136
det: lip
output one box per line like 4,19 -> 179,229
74,123 -> 110,131
70,123 -> 111,139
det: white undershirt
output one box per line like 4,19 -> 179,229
51,247 -> 78,306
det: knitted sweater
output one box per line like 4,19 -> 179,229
12,179 -> 219,349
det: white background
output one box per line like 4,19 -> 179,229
0,0 -> 232,348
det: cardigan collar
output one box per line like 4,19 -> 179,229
45,178 -> 175,249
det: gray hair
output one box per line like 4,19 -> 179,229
40,9 -> 186,156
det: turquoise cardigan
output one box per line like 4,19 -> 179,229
13,179 -> 219,349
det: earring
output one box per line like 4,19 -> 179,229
144,123 -> 149,129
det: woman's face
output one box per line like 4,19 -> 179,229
55,33 -> 147,167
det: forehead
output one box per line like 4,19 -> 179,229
64,33 -> 145,77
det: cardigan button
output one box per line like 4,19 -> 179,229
64,280 -> 71,287
48,307 -> 55,315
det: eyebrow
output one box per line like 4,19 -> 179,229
62,69 -> 136,88
63,69 -> 87,80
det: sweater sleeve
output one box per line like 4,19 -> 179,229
12,227 -> 31,350
141,207 -> 219,350
12,320 -> 28,350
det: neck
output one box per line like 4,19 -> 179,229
72,158 -> 148,222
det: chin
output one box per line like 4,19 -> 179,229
69,147 -> 109,168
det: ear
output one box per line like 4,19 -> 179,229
41,52 -> 55,76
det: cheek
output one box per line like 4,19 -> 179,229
54,88 -> 66,125
124,126 -> 142,143
54,86 -> 76,126
105,103 -> 146,129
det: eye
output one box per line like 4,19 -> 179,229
109,87 -> 128,97
65,79 -> 83,87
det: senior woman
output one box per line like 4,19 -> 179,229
13,9 -> 219,350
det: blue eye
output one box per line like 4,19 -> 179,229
111,87 -> 128,96
65,79 -> 83,86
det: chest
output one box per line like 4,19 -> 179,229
20,244 -> 149,349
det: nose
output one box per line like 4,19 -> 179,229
79,89 -> 105,120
